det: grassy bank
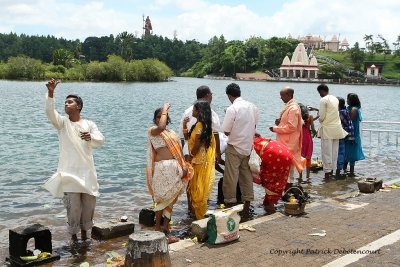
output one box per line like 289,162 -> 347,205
315,50 -> 400,80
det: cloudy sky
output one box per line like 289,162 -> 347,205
1,0 -> 399,47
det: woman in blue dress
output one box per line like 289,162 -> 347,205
344,93 -> 365,176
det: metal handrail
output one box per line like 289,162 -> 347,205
361,121 -> 400,147
363,129 -> 400,133
363,121 -> 400,125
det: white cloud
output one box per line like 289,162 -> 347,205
0,0 -> 399,47
150,0 -> 400,47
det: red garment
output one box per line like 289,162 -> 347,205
301,123 -> 313,160
253,138 -> 292,204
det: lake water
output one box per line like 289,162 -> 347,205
0,77 -> 399,265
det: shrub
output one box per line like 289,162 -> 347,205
6,55 -> 45,80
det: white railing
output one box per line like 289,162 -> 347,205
362,121 -> 400,156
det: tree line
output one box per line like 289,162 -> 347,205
0,32 -> 299,80
1,32 -> 398,81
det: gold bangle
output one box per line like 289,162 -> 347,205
161,112 -> 167,116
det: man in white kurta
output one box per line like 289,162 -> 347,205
43,79 -> 104,241
317,84 -> 347,178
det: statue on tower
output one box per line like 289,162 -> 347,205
143,16 -> 152,37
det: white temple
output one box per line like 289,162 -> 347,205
325,35 -> 340,51
296,34 -> 348,52
298,34 -> 324,50
279,43 -> 319,79
340,38 -> 350,50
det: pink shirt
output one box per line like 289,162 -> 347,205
222,97 -> 259,156
272,99 -> 303,169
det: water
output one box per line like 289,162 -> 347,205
1,78 -> 399,265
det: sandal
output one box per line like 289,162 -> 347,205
239,224 -> 256,232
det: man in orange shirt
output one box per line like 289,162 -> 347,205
270,86 -> 303,187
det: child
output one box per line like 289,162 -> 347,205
298,103 -> 317,179
336,97 -> 354,178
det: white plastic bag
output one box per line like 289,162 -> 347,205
207,204 -> 243,244
248,149 -> 261,174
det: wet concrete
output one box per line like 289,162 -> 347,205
0,157 -> 399,266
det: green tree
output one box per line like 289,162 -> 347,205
72,39 -> 82,59
86,61 -> 106,81
0,33 -> 23,61
0,61 -> 7,78
349,42 -> 366,71
126,60 -> 145,81
220,42 -> 246,75
142,58 -> 172,81
116,31 -> 134,61
203,35 -> 227,74
244,37 -> 268,71
265,37 -> 299,68
320,63 -> 346,79
363,34 -> 373,52
82,35 -> 117,61
103,55 -> 126,81
53,48 -> 75,67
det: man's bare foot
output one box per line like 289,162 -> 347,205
324,172 -> 332,179
71,234 -> 78,242
263,202 -> 276,214
81,230 -> 88,240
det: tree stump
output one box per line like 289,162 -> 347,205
124,231 -> 171,267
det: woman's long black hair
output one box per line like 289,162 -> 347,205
347,93 -> 361,108
189,100 -> 212,149
298,103 -> 309,122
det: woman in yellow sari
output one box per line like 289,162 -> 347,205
183,100 -> 216,219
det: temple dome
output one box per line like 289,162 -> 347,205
309,56 -> 318,66
291,43 -> 309,65
331,35 -> 338,42
282,56 -> 291,65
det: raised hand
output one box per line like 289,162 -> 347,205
46,79 -> 61,98
183,116 -> 190,128
162,103 -> 171,112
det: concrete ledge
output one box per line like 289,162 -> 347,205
92,221 -> 134,240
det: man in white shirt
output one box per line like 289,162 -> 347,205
317,84 -> 347,178
222,83 -> 259,216
43,79 -> 105,242
179,85 -> 221,162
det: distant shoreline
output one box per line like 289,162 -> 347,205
203,76 -> 400,87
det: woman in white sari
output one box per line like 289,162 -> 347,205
146,103 -> 193,233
